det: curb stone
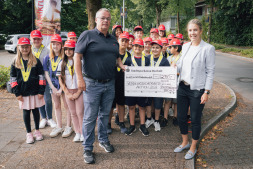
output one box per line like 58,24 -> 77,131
184,80 -> 237,169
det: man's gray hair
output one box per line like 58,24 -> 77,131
95,8 -> 111,18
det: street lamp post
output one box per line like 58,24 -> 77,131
123,0 -> 125,31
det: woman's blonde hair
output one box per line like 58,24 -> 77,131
15,45 -> 37,69
187,19 -> 203,31
49,42 -> 64,59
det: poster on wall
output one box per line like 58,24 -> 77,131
34,0 -> 61,47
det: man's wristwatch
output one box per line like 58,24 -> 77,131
204,90 -> 210,94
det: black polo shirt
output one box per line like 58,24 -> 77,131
75,28 -> 119,80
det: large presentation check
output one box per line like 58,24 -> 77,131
125,67 -> 177,98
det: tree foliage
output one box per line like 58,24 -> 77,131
0,0 -> 32,34
61,0 -> 88,35
210,0 -> 253,46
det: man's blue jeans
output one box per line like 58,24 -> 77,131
82,77 -> 115,151
39,83 -> 53,119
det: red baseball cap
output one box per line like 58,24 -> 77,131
176,33 -> 184,39
143,37 -> 152,42
169,38 -> 181,46
150,28 -> 159,34
119,33 -> 129,40
64,40 -> 76,48
51,34 -> 62,43
161,37 -> 169,45
30,30 -> 42,38
133,38 -> 144,46
112,25 -> 122,30
123,31 -> 129,35
134,26 -> 143,31
151,39 -> 163,47
18,37 -> 31,45
67,32 -> 76,37
158,24 -> 166,31
129,34 -> 135,40
168,34 -> 175,40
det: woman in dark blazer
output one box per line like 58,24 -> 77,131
173,19 -> 215,160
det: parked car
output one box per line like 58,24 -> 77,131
5,34 -> 30,54
60,31 -> 68,44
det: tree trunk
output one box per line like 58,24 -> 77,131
177,11 -> 180,33
208,1 -> 213,43
155,2 -> 161,27
86,0 -> 102,30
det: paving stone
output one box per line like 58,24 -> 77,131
0,82 -> 232,168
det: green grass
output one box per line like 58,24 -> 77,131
211,43 -> 253,58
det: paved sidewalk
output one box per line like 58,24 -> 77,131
196,95 -> 253,169
0,81 -> 231,169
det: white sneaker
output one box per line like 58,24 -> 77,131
50,127 -> 63,137
145,118 -> 154,128
73,133 -> 81,142
169,108 -> 174,117
62,126 -> 73,138
154,122 -> 161,131
80,134 -> 84,142
47,119 -> 57,128
39,119 -> 47,129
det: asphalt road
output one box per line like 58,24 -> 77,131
214,51 -> 253,102
0,50 -> 15,67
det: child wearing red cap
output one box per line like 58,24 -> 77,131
56,40 -> 84,142
160,37 -> 171,58
10,37 -> 46,144
67,32 -> 77,42
108,33 -> 131,134
150,28 -> 159,41
134,26 -> 144,39
175,33 -> 184,45
124,38 -> 150,136
158,24 -> 166,38
162,38 -> 182,127
145,40 -> 170,131
143,37 -> 152,56
112,25 -> 123,40
43,34 -> 73,138
127,34 -> 135,54
30,30 -> 57,129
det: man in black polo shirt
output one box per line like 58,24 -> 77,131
74,8 -> 125,164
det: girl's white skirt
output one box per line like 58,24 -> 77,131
18,95 -> 45,110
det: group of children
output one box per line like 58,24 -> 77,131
10,30 -> 83,144
10,24 -> 184,144
110,24 -> 184,136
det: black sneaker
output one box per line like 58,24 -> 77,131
173,117 -> 178,126
160,118 -> 168,127
139,125 -> 149,136
114,114 -> 119,125
99,142 -> 115,153
125,125 -> 136,136
83,150 -> 95,164
119,122 -> 127,133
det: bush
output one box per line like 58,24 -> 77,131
0,65 -> 10,88
0,34 -> 7,50
241,49 -> 253,58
